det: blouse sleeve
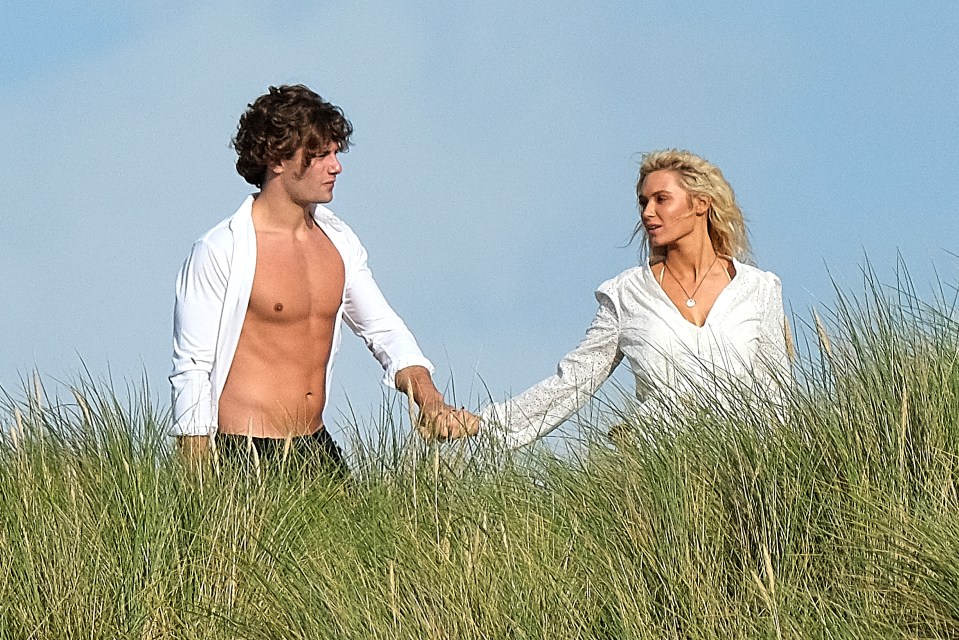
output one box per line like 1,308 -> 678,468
754,274 -> 792,401
480,287 -> 623,448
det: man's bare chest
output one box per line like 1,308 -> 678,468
248,230 -> 346,322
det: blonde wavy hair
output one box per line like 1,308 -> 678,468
635,149 -> 752,263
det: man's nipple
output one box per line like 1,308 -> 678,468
273,303 -> 284,312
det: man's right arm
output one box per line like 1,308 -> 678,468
170,238 -> 229,456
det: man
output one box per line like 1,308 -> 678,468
170,84 -> 476,470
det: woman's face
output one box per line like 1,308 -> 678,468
638,170 -> 708,248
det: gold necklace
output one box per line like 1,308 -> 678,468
662,254 -> 719,308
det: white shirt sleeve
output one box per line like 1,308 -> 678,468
340,235 -> 434,388
169,238 -> 228,437
754,274 -> 792,401
481,288 -> 623,448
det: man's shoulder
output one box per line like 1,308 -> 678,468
190,197 -> 255,251
312,204 -> 369,258
193,215 -> 233,247
313,204 -> 359,237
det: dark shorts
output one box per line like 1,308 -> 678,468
214,428 -> 350,482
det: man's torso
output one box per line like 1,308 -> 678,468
218,222 -> 345,437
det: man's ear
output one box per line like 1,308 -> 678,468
266,159 -> 286,176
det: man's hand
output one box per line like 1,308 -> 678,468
176,435 -> 211,466
416,402 -> 480,440
395,366 -> 479,440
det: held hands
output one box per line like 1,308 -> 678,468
395,365 -> 479,441
415,401 -> 479,440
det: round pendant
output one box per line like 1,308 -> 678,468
685,299 -> 696,308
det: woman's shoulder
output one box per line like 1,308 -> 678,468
733,260 -> 782,289
596,266 -> 645,291
596,266 -> 648,297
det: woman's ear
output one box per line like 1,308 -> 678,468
694,195 -> 711,215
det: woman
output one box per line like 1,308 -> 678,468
480,149 -> 791,448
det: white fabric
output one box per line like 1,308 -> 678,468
481,259 -> 790,448
170,196 -> 433,437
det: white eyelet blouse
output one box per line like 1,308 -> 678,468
480,259 -> 790,448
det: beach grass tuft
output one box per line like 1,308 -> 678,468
2,266 -> 959,638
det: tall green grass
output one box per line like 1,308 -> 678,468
2,268 -> 958,638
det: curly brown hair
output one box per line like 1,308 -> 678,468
231,84 -> 353,188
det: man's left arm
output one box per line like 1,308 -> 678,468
394,365 -> 478,439
340,237 -> 477,438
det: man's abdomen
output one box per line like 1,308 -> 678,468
218,318 -> 336,438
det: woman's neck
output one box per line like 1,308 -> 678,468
661,234 -> 718,280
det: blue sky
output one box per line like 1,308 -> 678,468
3,2 -> 958,444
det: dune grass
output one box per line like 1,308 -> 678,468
2,268 -> 958,638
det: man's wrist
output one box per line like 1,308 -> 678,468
395,365 -> 443,407
415,391 -> 446,409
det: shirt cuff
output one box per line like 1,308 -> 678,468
169,419 -> 217,438
382,355 -> 435,389
478,403 -> 534,449
478,403 -> 504,431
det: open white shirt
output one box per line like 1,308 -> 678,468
170,196 -> 433,437
481,260 -> 790,448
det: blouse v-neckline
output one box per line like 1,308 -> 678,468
645,258 -> 741,330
